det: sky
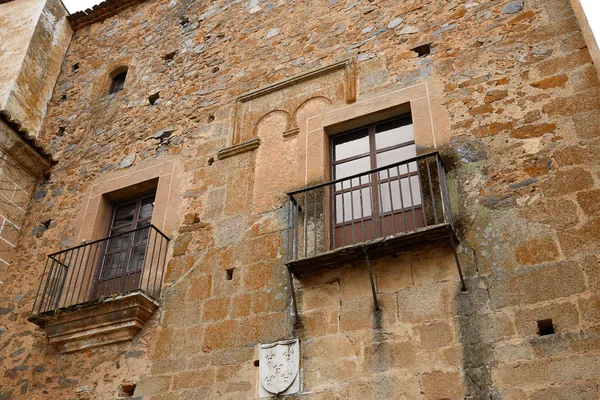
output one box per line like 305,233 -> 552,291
62,0 -> 600,43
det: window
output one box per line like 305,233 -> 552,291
331,115 -> 424,247
108,66 -> 128,94
93,192 -> 155,297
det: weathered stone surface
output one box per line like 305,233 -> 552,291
488,262 -> 586,309
514,236 -> 561,266
502,0 -> 524,15
541,168 -> 594,197
2,0 -> 600,398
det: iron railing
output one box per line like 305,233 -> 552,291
287,152 -> 453,261
31,224 -> 169,315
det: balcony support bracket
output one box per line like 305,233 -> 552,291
447,227 -> 467,292
286,265 -> 301,328
363,248 -> 380,312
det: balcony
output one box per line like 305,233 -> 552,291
285,152 -> 465,315
28,225 -> 169,353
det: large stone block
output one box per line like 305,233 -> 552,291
488,262 -> 586,309
514,301 -> 580,336
492,359 -> 550,389
514,236 -> 561,266
548,354 -> 600,383
540,167 -> 594,197
202,320 -> 238,352
397,282 -> 454,324
576,189 -> 600,217
415,320 -> 454,349
558,217 -> 600,257
421,370 -> 464,400
529,383 -> 597,400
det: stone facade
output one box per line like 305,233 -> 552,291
1,0 -> 600,399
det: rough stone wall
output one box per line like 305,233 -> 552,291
0,0 -> 72,136
0,146 -> 36,267
1,0 -> 600,399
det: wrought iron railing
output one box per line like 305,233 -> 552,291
31,224 -> 169,315
287,152 -> 453,261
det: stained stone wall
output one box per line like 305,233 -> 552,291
1,0 -> 600,399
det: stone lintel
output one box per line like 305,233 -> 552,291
0,118 -> 51,178
28,291 -> 159,353
217,138 -> 261,160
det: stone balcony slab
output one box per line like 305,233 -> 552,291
28,291 -> 159,353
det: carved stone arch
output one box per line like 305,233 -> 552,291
252,109 -> 292,138
285,96 -> 334,138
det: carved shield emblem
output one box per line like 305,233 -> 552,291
259,339 -> 300,396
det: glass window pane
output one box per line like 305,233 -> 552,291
375,119 -> 414,150
112,202 -> 136,227
335,156 -> 371,188
333,128 -> 369,161
379,176 -> 422,213
376,145 -> 417,168
139,196 -> 155,220
335,188 -> 372,223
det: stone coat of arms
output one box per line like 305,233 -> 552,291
258,338 -> 300,397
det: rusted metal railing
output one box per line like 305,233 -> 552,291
287,152 -> 453,262
31,224 -> 169,315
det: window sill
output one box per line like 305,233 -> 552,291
28,291 -> 159,353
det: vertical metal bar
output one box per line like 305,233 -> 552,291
386,167 -> 396,235
303,191 -> 308,258
416,159 -> 427,228
369,174 -> 376,239
377,171 -> 386,238
145,228 -> 159,293
37,258 -> 55,313
287,266 -> 300,327
32,257 -> 51,313
157,234 -> 169,298
406,161 -> 418,231
358,175 -> 365,243
331,187 -> 336,250
67,245 -> 87,307
426,156 -> 438,225
349,178 -> 356,245
340,180 -> 346,246
313,188 -> 317,257
75,243 -> 93,305
322,186 -> 326,253
294,197 -> 299,259
287,195 -> 293,261
60,247 -> 77,307
46,256 -> 62,311
396,165 -> 406,232
448,228 -> 466,291
152,228 -> 164,297
136,230 -> 151,291
363,248 -> 379,311
439,156 -> 453,227
82,242 -> 101,302
149,228 -> 167,296
436,155 -> 448,224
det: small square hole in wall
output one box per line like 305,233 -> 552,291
72,63 -> 80,72
411,43 -> 431,57
537,319 -> 555,336
164,50 -> 177,61
225,269 -> 234,280
119,382 -> 136,397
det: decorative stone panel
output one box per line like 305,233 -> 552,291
258,338 -> 300,398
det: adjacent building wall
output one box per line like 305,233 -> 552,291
0,0 -> 72,136
1,0 -> 600,399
